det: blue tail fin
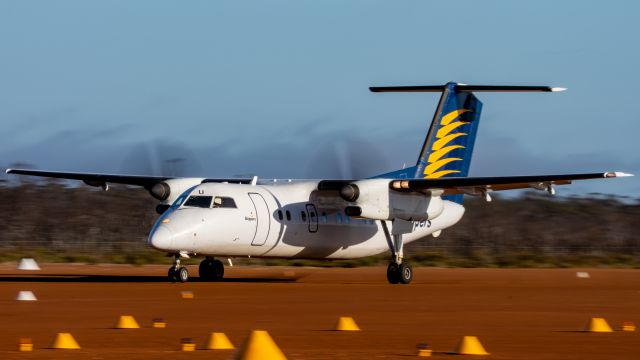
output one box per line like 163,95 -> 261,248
415,82 -> 481,182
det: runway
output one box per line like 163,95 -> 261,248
0,264 -> 638,359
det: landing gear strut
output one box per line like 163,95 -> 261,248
199,257 -> 224,281
168,254 -> 189,283
381,220 -> 413,285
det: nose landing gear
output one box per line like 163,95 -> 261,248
199,257 -> 225,281
168,255 -> 189,283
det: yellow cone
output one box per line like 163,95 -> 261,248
115,315 -> 140,329
335,316 -> 360,331
204,332 -> 234,350
51,333 -> 81,349
234,330 -> 286,360
584,317 -> 613,332
451,336 -> 489,355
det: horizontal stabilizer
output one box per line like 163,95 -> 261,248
370,85 -> 566,93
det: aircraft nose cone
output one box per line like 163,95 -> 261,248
150,226 -> 173,250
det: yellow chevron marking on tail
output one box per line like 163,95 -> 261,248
441,109 -> 470,126
432,133 -> 466,151
428,145 -> 465,163
425,169 -> 460,178
423,157 -> 462,175
437,121 -> 468,139
422,108 -> 471,179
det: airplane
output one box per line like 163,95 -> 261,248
6,82 -> 633,284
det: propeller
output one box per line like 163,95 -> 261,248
305,137 -> 392,179
120,139 -> 203,177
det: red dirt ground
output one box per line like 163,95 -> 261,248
0,264 -> 638,359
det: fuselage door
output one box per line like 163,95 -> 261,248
248,193 -> 271,246
306,204 -> 318,233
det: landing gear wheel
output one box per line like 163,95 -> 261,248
199,258 -> 225,281
199,259 -> 214,281
398,263 -> 413,284
386,262 -> 400,284
212,260 -> 224,281
168,267 -> 178,282
177,267 -> 189,283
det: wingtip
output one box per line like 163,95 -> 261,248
551,87 -> 567,92
605,171 -> 634,178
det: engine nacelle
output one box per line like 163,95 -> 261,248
339,179 -> 444,221
148,178 -> 205,205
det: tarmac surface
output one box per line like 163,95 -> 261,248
0,264 -> 638,359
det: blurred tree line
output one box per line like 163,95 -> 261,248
0,179 -> 638,267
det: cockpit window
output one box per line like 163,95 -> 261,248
170,186 -> 197,209
213,197 -> 237,208
183,195 -> 213,208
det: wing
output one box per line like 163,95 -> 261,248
389,172 -> 633,196
5,168 -> 252,189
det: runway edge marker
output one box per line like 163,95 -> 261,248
17,258 -> 40,271
18,338 -> 33,352
16,290 -> 37,301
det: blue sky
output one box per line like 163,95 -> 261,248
0,1 -> 638,197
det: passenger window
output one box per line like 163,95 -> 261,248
344,215 -> 350,224
301,211 -> 307,222
286,210 -> 291,221
337,213 -> 343,224
321,212 -> 327,223
213,196 -> 237,208
183,195 -> 213,208
277,210 -> 283,220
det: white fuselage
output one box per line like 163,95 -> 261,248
148,181 -> 465,260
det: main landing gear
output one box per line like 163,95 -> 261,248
386,261 -> 413,284
167,255 -> 225,283
381,220 -> 414,285
199,257 -> 224,281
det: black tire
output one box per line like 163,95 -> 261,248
398,263 -> 413,284
178,267 -> 189,283
168,267 -> 178,282
212,260 -> 224,281
199,259 -> 214,281
386,262 -> 400,284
